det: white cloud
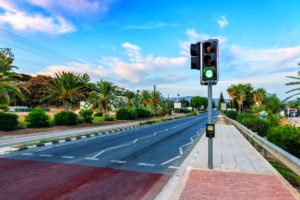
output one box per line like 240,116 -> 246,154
0,1 -> 75,34
217,16 -> 228,28
27,0 -> 109,14
122,22 -> 178,30
39,62 -> 110,79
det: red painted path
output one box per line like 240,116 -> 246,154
0,158 -> 169,200
180,169 -> 298,200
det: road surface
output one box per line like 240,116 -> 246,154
0,111 -> 218,200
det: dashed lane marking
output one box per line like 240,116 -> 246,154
61,156 -> 75,159
111,160 -> 127,164
161,155 -> 181,166
21,153 -> 33,156
39,154 -> 53,157
168,166 -> 179,169
138,163 -> 155,167
85,157 -> 99,161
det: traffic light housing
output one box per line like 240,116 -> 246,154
190,42 -> 200,70
201,39 -> 219,84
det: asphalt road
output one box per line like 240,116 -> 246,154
0,111 -> 218,200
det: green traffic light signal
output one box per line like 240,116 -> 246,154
201,39 -> 219,84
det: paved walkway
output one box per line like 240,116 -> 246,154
178,115 -> 299,200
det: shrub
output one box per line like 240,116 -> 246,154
237,113 -> 270,136
267,125 -> 300,158
94,112 -> 103,117
175,108 -> 191,113
135,108 -> 152,118
79,109 -> 93,123
0,112 -> 18,131
54,111 -> 78,125
25,108 -> 50,128
116,108 -> 137,120
0,104 -> 9,112
268,113 -> 280,127
104,116 -> 115,121
225,110 -> 238,120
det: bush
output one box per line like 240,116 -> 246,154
25,108 -> 50,128
267,125 -> 300,157
94,112 -> 103,117
79,109 -> 93,123
0,104 -> 9,112
135,108 -> 152,118
0,112 -> 18,131
225,110 -> 238,120
174,108 -> 191,113
116,108 -> 137,120
237,113 -> 270,137
104,116 -> 115,121
53,111 -> 78,125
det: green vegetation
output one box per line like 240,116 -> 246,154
271,161 -> 300,188
135,108 -> 152,118
0,104 -> 8,112
94,112 -> 103,117
0,112 -> 18,131
284,63 -> 300,101
116,108 -> 137,120
25,108 -> 50,128
225,110 -> 238,120
53,111 -> 78,125
79,109 -> 93,123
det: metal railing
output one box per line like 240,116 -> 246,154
224,116 -> 300,176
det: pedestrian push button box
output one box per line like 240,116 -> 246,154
206,123 -> 215,138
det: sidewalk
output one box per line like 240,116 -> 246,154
178,115 -> 299,200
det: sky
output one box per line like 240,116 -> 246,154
0,0 -> 300,100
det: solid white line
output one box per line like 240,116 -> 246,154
111,160 -> 127,164
161,155 -> 181,166
62,156 -> 75,159
39,154 -> 53,157
138,163 -> 155,167
21,153 -> 33,156
85,157 -> 99,161
35,146 -> 53,152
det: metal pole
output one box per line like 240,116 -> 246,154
154,85 -> 156,117
208,82 -> 213,169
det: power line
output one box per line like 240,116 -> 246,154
0,27 -> 81,64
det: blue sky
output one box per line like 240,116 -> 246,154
0,0 -> 300,100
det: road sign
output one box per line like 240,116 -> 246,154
221,103 -> 227,111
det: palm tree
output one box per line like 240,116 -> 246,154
236,85 -> 246,112
0,51 -> 24,104
284,63 -> 300,101
227,85 -> 237,108
253,88 -> 266,105
124,90 -> 135,108
89,80 -> 116,117
140,90 -> 151,108
42,71 -> 87,111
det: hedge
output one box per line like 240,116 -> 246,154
79,109 -> 93,123
53,111 -> 78,125
225,110 -> 238,120
135,108 -> 152,118
116,108 -> 137,120
0,112 -> 18,131
25,108 -> 50,128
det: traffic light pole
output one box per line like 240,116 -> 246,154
208,82 -> 213,169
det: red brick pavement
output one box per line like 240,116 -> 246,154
180,169 -> 298,200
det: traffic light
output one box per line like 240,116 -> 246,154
201,39 -> 219,84
190,42 -> 200,70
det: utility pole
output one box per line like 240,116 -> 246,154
154,85 -> 156,117
207,82 -> 213,169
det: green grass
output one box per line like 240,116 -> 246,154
271,161 -> 300,188
92,116 -> 105,122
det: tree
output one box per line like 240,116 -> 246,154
218,92 -> 225,110
150,90 -> 163,115
0,48 -> 24,104
89,80 -> 116,117
253,88 -> 266,105
124,90 -> 135,108
42,71 -> 87,111
140,90 -> 151,108
264,94 -> 283,114
180,98 -> 190,107
236,85 -> 246,112
284,63 -> 300,101
227,85 -> 237,108
191,96 -> 207,110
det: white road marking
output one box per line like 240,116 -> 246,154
35,147 -> 52,152
161,155 -> 181,166
168,166 -> 179,169
21,153 -> 33,156
111,160 -> 127,164
179,133 -> 200,155
39,154 -> 53,157
138,163 -> 155,167
62,156 -> 75,159
85,157 -> 99,161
